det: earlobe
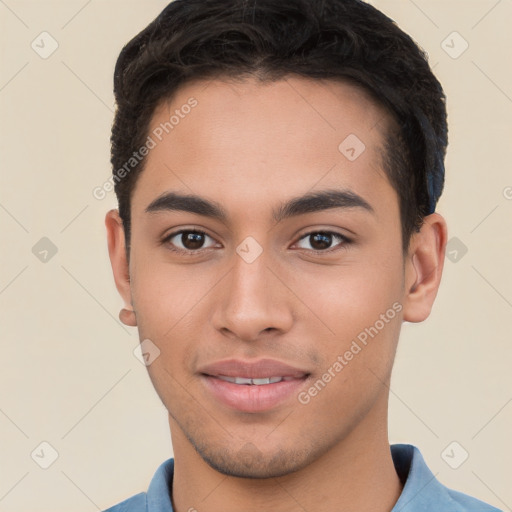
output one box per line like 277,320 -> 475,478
402,213 -> 448,323
105,209 -> 137,327
119,307 -> 137,327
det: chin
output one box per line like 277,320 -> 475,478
199,445 -> 313,479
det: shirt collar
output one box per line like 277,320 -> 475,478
146,457 -> 175,511
391,444 -> 461,511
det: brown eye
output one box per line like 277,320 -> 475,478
295,231 -> 349,252
309,233 -> 333,250
181,231 -> 205,250
165,230 -> 217,252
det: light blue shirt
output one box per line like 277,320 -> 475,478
103,444 -> 502,511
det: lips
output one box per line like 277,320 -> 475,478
198,358 -> 310,413
198,358 -> 308,380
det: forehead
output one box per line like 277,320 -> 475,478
133,75 -> 397,218
153,75 -> 390,156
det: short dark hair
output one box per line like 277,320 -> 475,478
111,0 -> 447,254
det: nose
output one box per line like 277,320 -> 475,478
211,249 -> 294,343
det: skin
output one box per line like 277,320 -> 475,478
106,76 -> 447,512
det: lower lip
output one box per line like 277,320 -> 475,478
201,375 -> 307,413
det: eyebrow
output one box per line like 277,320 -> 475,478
145,189 -> 374,223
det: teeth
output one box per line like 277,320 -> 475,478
217,375 -> 237,383
252,378 -> 271,385
217,375 -> 285,385
235,377 -> 253,385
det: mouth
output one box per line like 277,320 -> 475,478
215,375 -> 300,385
198,359 -> 310,413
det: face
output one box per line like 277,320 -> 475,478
107,76 -> 444,478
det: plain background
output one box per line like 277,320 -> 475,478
0,1 -> 511,511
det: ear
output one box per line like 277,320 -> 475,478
105,209 -> 137,327
402,213 -> 448,323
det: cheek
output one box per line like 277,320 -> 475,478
295,268 -> 403,422
129,255 -> 225,389
290,253 -> 404,339
130,250 -> 210,336
287,253 -> 404,398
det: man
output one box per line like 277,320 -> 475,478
103,0 -> 501,511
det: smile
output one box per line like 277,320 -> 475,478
197,358 -> 310,412
216,375 -> 297,385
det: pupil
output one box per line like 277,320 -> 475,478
182,232 -> 204,250
311,233 -> 332,250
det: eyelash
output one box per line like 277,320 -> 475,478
161,229 -> 352,256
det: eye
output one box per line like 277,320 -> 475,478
294,231 -> 350,252
163,230 -> 218,253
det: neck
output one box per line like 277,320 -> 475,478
169,399 -> 402,512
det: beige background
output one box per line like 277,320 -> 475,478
0,1 -> 511,511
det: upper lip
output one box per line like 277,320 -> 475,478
198,358 -> 309,379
